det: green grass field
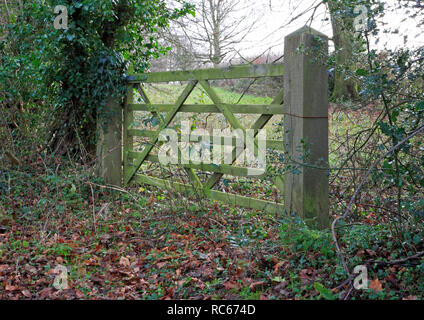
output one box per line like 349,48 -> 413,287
141,83 -> 274,105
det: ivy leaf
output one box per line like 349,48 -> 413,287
356,68 -> 368,76
314,282 -> 336,300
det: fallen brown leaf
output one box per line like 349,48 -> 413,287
5,285 -> 16,291
273,261 -> 286,274
224,280 -> 238,290
24,264 -> 37,274
38,287 -> 55,299
369,278 -> 383,293
249,281 -> 265,292
21,290 -> 32,298
0,264 -> 9,273
119,256 -> 130,267
403,295 -> 418,300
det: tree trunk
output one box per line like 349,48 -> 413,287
328,1 -> 359,100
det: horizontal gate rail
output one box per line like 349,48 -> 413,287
127,130 -> 285,151
135,174 -> 285,214
128,103 -> 284,115
127,64 -> 284,83
128,152 -> 267,178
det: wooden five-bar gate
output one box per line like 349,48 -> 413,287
97,26 -> 330,229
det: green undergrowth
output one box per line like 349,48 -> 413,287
0,163 -> 422,300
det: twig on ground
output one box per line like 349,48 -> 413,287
88,182 -> 96,233
366,251 -> 424,266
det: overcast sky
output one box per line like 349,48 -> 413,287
226,0 -> 423,60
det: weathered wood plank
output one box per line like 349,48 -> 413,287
135,174 -> 285,214
184,167 -> 203,190
127,64 -> 284,83
283,26 -> 329,230
123,84 -> 134,179
96,96 -> 123,186
128,103 -> 284,115
128,152 -> 266,178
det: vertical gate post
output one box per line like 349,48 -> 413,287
283,26 -> 329,229
96,95 -> 123,187
123,84 -> 134,186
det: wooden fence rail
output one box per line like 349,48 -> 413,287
97,26 -> 329,229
